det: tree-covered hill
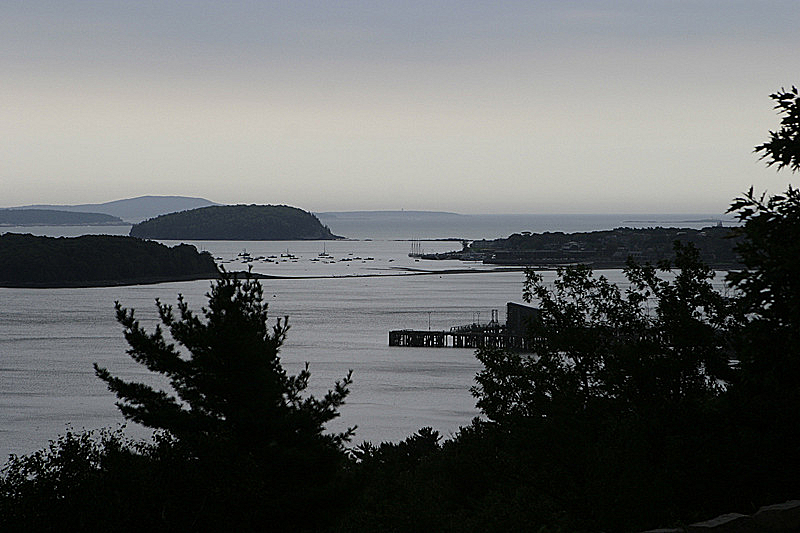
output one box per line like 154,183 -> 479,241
0,209 -> 126,226
0,233 -> 219,288
129,204 -> 343,240
467,225 -> 739,268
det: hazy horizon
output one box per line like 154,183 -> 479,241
3,2 -> 798,213
3,193 -> 735,218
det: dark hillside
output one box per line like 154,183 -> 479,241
0,233 -> 219,287
469,225 -> 739,268
130,204 -> 342,240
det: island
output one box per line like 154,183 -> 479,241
0,233 -> 219,288
413,225 -> 740,269
129,204 -> 343,240
0,209 -> 126,226
12,195 -> 218,224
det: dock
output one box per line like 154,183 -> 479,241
388,327 -> 532,350
389,302 -> 538,351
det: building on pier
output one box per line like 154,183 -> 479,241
389,302 -> 538,351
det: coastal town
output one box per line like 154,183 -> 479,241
410,224 -> 738,269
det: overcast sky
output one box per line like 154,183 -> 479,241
2,1 -> 798,213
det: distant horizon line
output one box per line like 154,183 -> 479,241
5,195 -> 735,219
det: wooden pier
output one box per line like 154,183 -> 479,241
389,302 -> 538,352
388,327 -> 532,351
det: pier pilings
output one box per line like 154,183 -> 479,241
389,329 -> 531,351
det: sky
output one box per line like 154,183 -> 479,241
2,1 -> 799,214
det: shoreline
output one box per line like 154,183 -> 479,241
1,260 -> 740,288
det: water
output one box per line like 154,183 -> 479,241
0,254 -> 531,459
2,212 -> 734,241
0,215 -> 729,459
315,212 -> 735,240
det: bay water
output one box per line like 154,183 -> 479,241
0,214 -> 729,459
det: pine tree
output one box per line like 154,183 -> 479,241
95,270 -> 354,454
94,270 -> 356,528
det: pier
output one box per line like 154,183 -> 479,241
388,328 -> 532,350
389,302 -> 538,351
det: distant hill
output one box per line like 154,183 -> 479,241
130,205 -> 343,240
12,195 -> 218,223
0,209 -> 126,226
0,233 -> 219,288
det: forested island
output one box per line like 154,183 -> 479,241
420,225 -> 739,268
0,209 -> 126,226
130,204 -> 342,240
0,233 -> 219,288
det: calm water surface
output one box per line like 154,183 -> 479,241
1,218 -> 726,459
1,238 -> 543,458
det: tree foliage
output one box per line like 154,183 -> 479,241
728,186 -> 800,326
95,270 -> 354,455
130,204 -> 342,240
91,270 -> 355,530
0,428 -> 152,533
730,85 -> 800,329
0,233 -> 218,288
755,85 -> 800,172
719,87 -> 800,507
725,84 -> 800,392
456,244 -> 741,530
469,225 -> 738,268
473,242 -> 731,425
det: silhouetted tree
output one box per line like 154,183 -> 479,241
730,85 -> 800,330
95,270 -> 353,451
473,242 -> 731,425
727,85 -> 800,385
94,270 -> 355,529
755,86 -> 800,172
465,244 -> 739,530
723,86 -> 800,504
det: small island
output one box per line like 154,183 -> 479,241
0,209 -> 126,226
129,204 -> 343,240
0,233 -> 219,288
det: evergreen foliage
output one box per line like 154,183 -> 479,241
0,233 -> 219,287
94,270 -> 354,453
129,204 -> 342,240
92,270 -> 355,529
